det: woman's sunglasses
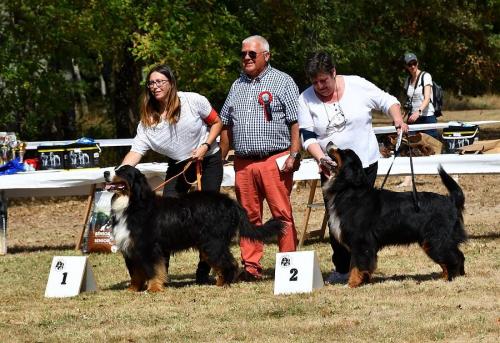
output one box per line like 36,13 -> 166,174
240,50 -> 266,59
407,61 -> 418,67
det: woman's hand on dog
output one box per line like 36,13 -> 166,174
318,156 -> 337,177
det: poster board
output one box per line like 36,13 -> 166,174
82,190 -> 116,253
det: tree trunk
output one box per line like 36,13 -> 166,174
110,47 -> 142,138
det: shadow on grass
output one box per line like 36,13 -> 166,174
320,271 -> 445,287
104,278 -> 202,291
468,231 -> 500,241
370,272 -> 443,284
104,271 -> 217,290
104,266 -> 283,291
6,244 -> 76,254
301,236 -> 331,246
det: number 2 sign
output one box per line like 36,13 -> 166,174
273,251 -> 323,295
44,256 -> 98,298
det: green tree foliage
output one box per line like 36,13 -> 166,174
0,0 -> 83,138
130,0 -> 247,108
0,0 -> 498,140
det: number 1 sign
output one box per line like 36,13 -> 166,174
44,256 -> 98,298
273,251 -> 323,295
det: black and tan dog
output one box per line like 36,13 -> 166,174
323,143 -> 467,287
104,165 -> 283,292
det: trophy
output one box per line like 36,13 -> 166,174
9,138 -> 18,162
18,141 -> 26,163
1,143 -> 8,163
6,133 -> 17,160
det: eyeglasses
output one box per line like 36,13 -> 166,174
407,61 -> 417,67
240,50 -> 267,59
147,79 -> 169,89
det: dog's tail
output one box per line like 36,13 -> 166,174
438,165 -> 465,212
438,165 -> 467,245
238,213 -> 284,241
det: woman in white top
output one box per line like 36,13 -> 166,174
297,51 -> 408,284
403,52 -> 438,138
121,64 -> 223,284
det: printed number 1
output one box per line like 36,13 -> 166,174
61,272 -> 68,285
289,268 -> 298,281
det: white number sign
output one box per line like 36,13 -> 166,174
273,251 -> 323,295
44,256 -> 97,298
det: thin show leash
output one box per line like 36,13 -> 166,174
380,129 -> 403,189
380,129 -> 420,212
152,159 -> 202,192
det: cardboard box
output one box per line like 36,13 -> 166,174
442,125 -> 479,153
38,145 -> 66,170
64,143 -> 100,169
37,143 -> 100,169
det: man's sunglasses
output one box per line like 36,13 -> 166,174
407,61 -> 418,67
240,50 -> 266,59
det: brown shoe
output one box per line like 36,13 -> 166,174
237,270 -> 262,282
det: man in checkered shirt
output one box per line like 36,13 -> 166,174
220,35 -> 300,282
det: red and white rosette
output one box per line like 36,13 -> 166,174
258,91 -> 273,121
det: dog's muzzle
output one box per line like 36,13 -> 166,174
103,169 -> 127,191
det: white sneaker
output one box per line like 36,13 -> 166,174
325,270 -> 349,285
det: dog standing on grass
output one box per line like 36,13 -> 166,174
323,143 -> 467,288
104,165 -> 283,292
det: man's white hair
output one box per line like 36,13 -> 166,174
242,35 -> 270,52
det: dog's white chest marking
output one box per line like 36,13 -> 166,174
328,204 -> 343,244
321,185 -> 345,247
110,196 -> 132,255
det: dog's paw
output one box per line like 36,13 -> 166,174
146,284 -> 164,292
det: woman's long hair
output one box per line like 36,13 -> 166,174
140,64 -> 181,126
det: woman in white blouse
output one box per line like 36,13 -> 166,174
121,64 -> 223,284
297,51 -> 408,285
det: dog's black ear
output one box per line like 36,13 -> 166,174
343,165 -> 368,186
340,150 -> 369,187
130,168 -> 153,202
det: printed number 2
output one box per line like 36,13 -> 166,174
61,272 -> 68,285
289,268 -> 298,281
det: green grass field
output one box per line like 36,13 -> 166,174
1,224 -> 498,342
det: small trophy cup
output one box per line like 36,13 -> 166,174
1,143 -> 8,163
9,139 -> 18,162
18,141 -> 26,163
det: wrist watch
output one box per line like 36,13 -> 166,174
290,151 -> 300,159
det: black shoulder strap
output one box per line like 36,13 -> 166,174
420,71 -> 433,103
419,71 -> 426,95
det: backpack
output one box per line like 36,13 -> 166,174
405,72 -> 444,117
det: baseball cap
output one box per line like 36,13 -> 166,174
404,52 -> 418,64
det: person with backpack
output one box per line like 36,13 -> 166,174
403,52 -> 439,138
